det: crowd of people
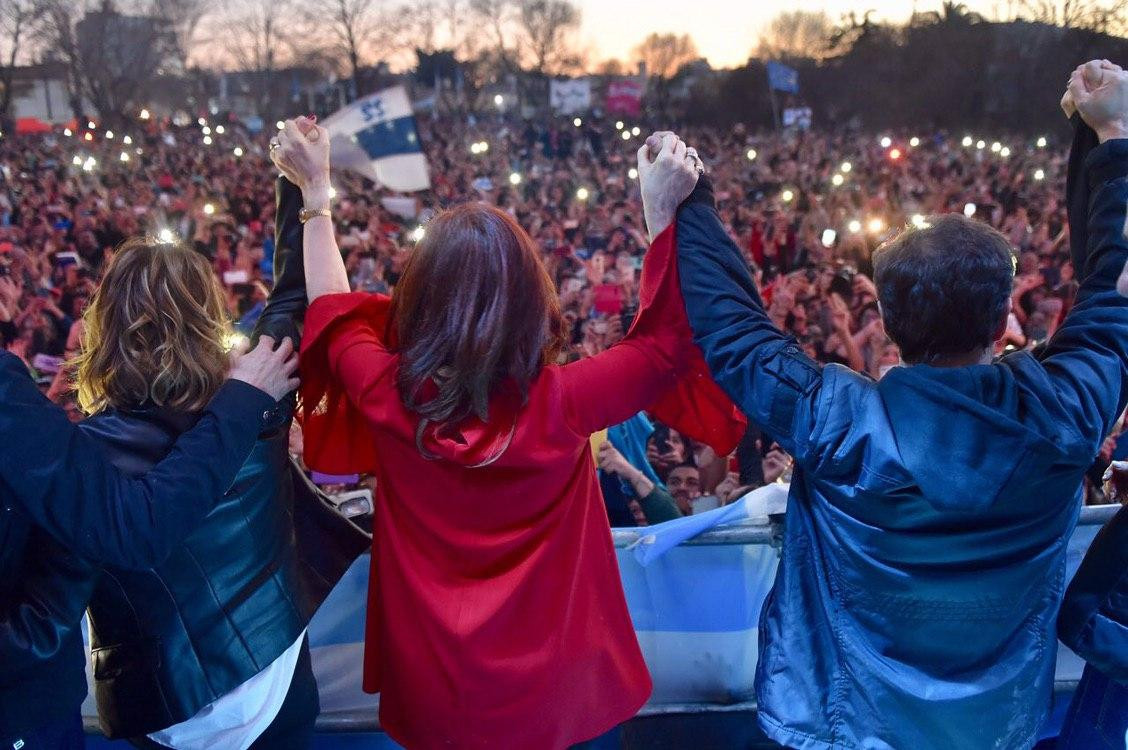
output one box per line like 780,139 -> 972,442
0,106 -> 1116,519
0,56 -> 1126,750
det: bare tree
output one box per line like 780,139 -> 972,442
301,0 -> 406,98
595,58 -> 626,76
78,1 -> 177,126
438,0 -> 471,54
1016,0 -> 1127,34
150,0 -> 210,71
0,0 -> 44,121
407,0 -> 447,54
34,0 -> 87,121
213,0 -> 296,117
513,0 -> 581,75
469,0 -> 515,68
916,1 -> 987,25
756,10 -> 835,62
633,32 -> 697,80
33,0 -> 178,126
632,32 -> 697,115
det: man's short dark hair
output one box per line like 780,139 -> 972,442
873,214 -> 1015,364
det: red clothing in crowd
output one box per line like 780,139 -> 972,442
299,224 -> 744,749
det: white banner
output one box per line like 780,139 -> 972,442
550,79 -> 592,114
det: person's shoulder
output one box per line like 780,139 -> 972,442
821,362 -> 877,404
817,364 -> 883,438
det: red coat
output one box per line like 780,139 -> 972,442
299,224 -> 744,749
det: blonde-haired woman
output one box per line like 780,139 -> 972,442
74,238 -> 235,415
64,179 -> 363,750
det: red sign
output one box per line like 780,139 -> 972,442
605,79 -> 643,116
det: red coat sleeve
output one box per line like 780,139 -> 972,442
298,292 -> 397,474
560,223 -> 747,454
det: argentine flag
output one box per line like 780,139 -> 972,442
322,85 -> 431,192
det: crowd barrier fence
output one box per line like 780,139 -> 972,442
82,504 -> 1119,741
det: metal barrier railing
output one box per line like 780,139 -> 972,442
611,502 -> 1118,549
83,504 -> 1122,737
304,504 -> 1120,733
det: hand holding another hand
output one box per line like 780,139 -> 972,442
637,131 -> 702,242
1066,60 -> 1128,142
270,117 -> 332,205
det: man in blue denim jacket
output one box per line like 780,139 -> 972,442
671,61 -> 1128,749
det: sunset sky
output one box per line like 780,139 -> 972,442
574,0 -> 1018,68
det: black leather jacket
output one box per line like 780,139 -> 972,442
1,178 -> 368,741
80,177 -> 369,739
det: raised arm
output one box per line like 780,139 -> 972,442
675,176 -> 825,463
1035,62 -> 1128,448
252,176 -> 308,347
0,340 -> 298,568
270,117 -> 350,302
559,134 -> 702,434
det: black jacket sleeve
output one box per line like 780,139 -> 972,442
1066,114 -> 1102,276
1035,129 -> 1128,452
251,177 -> 307,349
0,352 -> 274,568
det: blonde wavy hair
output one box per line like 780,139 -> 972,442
75,237 -> 231,414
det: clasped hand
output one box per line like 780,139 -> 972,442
270,117 -> 333,206
1063,59 -> 1128,143
637,131 -> 704,242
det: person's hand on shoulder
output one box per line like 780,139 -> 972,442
227,335 -> 300,401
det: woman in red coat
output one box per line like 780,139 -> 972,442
270,121 -> 742,749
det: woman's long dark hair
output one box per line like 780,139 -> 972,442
391,203 -> 566,457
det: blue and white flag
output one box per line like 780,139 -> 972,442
83,508 -> 1108,724
766,61 -> 800,93
321,85 -> 431,193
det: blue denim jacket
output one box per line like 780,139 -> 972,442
675,135 -> 1128,749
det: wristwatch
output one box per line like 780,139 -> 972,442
299,207 -> 331,223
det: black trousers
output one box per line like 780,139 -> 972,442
129,635 -> 320,750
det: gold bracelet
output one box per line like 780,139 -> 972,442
299,207 -> 331,224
